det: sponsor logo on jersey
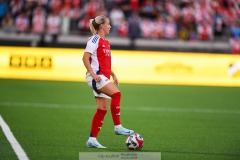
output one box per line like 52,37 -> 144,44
103,49 -> 111,56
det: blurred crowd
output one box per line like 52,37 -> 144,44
0,0 -> 240,43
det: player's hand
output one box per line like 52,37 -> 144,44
112,75 -> 119,86
92,74 -> 101,83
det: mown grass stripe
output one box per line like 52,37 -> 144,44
0,102 -> 240,114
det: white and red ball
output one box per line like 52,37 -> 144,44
126,133 -> 144,150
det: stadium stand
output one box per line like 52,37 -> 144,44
0,0 -> 239,53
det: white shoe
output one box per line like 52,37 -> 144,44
115,126 -> 134,136
86,139 -> 106,148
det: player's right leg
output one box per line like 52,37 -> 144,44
86,97 -> 109,148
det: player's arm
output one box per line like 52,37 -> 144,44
82,52 -> 101,82
111,70 -> 119,86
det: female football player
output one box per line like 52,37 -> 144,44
82,15 -> 134,148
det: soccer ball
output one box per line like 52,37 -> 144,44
126,133 -> 144,150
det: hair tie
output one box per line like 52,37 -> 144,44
92,19 -> 98,26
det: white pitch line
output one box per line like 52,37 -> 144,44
0,115 -> 29,160
0,101 -> 240,114
0,101 -> 89,109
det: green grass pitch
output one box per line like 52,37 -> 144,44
0,79 -> 240,160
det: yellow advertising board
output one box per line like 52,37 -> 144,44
112,50 -> 240,86
0,46 -> 240,87
0,47 -> 85,81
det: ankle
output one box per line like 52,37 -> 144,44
115,124 -> 122,129
88,137 -> 96,141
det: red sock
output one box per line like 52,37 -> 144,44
90,109 -> 107,138
111,92 -> 121,125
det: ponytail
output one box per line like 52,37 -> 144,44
89,19 -> 97,35
89,15 -> 106,35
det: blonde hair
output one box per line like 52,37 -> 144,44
89,15 -> 106,35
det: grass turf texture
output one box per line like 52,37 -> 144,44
0,79 -> 240,160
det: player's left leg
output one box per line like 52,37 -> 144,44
99,82 -> 134,136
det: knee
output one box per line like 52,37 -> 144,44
97,105 -> 108,111
111,92 -> 121,100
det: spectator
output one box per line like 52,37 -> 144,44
1,12 -> 14,33
213,10 -> 224,38
197,20 -> 213,41
179,4 -> 196,41
128,11 -> 141,48
165,1 -> 180,21
10,0 -> 24,17
32,5 -> 46,34
22,0 -> 35,29
118,18 -> 128,37
84,0 -> 102,18
155,1 -> 165,15
230,20 -> 240,39
153,15 -> 165,39
130,0 -> 139,11
164,16 -> 177,39
141,18 -> 154,38
78,15 -> 90,35
60,2 -> 71,35
96,8 -> 108,17
49,0 -> 62,14
223,5 -> 239,26
0,0 -> 8,27
69,2 -> 81,33
109,6 -> 125,36
116,0 -> 132,18
46,10 -> 61,42
230,38 -> 240,54
15,11 -> 30,33
139,0 -> 157,19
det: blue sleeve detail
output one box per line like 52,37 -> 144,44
92,35 -> 99,43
